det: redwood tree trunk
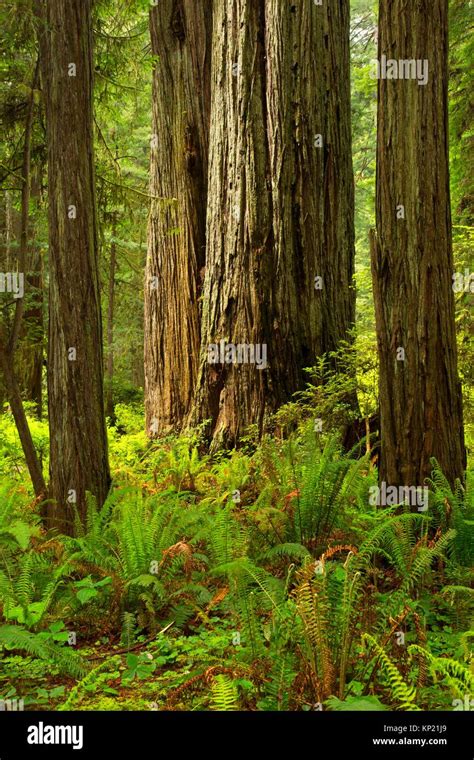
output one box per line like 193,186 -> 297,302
37,0 -> 111,532
371,0 -> 466,488
144,0 -> 212,437
189,0 -> 355,448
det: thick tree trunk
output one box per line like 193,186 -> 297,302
37,0 -> 111,532
144,0 -> 212,437
189,0 -> 355,448
371,0 -> 466,488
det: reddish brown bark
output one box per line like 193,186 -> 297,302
371,0 -> 465,487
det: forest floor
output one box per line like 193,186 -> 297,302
0,402 -> 472,712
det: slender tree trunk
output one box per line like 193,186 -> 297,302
0,194 -> 14,411
5,192 -> 14,263
37,0 -> 111,532
1,167 -> 44,418
144,0 -> 212,437
189,0 -> 355,449
0,58 -> 45,496
106,213 -> 117,420
20,259 -> 44,417
0,347 -> 46,499
8,58 -> 40,357
17,164 -> 44,417
371,0 -> 465,488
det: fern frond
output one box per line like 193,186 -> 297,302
363,633 -> 420,711
408,645 -> 474,697
210,674 -> 239,711
58,657 -> 121,710
401,530 -> 455,593
293,567 -> 335,700
0,624 -> 87,678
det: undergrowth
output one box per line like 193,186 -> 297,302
0,407 -> 472,712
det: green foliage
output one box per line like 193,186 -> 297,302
408,644 -> 474,698
122,652 -> 157,684
0,483 -> 39,551
0,411 -> 49,488
209,504 -> 248,568
0,550 -> 69,627
0,624 -> 87,679
58,657 -> 121,710
363,634 -> 420,711
325,695 -> 388,711
210,675 -> 239,711
0,412 -> 471,711
293,434 -> 369,551
426,459 -> 474,566
293,550 -> 365,702
449,0 -> 474,225
258,652 -> 298,711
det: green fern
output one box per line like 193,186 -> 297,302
293,564 -> 336,700
58,657 -> 121,709
408,644 -> 474,697
363,634 -> 420,710
210,674 -> 239,711
0,624 -> 87,678
209,504 -> 248,568
426,460 -> 474,565
293,436 -> 369,552
260,653 -> 297,710
0,551 -> 70,627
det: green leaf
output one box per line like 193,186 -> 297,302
77,588 -> 98,604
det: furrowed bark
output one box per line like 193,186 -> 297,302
37,0 -> 111,532
144,0 -> 212,437
190,0 -> 355,449
371,0 -> 466,487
